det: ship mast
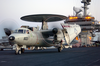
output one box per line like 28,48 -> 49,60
81,0 -> 91,16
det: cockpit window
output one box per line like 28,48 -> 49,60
14,29 -> 29,34
18,29 -> 23,33
14,29 -> 24,33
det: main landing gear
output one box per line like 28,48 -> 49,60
58,45 -> 63,52
57,40 -> 63,52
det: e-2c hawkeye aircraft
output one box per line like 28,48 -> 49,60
5,14 -> 81,54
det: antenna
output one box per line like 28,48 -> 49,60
81,0 -> 91,16
73,7 -> 82,16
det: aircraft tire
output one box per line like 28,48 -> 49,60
15,50 -> 21,55
58,47 -> 61,52
21,48 -> 25,53
18,50 -> 21,55
15,51 -> 18,55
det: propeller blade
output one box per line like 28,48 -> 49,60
4,28 -> 11,36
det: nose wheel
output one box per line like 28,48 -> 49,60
21,48 -> 25,53
15,49 -> 22,55
14,44 -> 22,55
17,50 -> 21,55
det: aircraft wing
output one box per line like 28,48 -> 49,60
40,30 -> 54,38
61,23 -> 81,45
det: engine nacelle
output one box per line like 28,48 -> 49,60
52,28 -> 64,43
54,34 -> 64,41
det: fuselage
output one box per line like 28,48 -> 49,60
9,28 -> 54,47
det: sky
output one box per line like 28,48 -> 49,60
0,0 -> 100,39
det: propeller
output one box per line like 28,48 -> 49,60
0,19 -> 19,37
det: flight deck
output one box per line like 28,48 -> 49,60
0,47 -> 100,66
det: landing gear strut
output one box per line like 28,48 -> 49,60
58,46 -> 63,52
58,40 -> 63,52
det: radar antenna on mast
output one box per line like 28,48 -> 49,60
73,7 -> 82,16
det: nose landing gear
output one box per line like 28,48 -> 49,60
14,44 -> 24,55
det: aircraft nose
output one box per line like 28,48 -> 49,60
9,36 -> 15,41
